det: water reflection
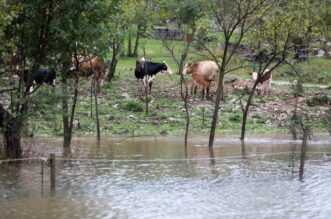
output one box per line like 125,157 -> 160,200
0,134 -> 330,218
241,140 -> 246,159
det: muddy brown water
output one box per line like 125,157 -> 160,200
0,134 -> 330,219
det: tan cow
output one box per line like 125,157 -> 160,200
183,60 -> 219,99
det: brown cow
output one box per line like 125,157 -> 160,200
70,56 -> 105,93
183,60 -> 218,99
191,72 -> 215,100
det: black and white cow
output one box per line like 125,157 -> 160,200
23,68 -> 56,87
134,58 -> 172,92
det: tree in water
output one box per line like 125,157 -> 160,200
0,0 -> 111,157
162,0 -> 203,147
200,0 -> 271,147
239,0 -> 327,141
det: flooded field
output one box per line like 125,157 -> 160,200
0,134 -> 330,219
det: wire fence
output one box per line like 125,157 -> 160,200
0,151 -> 329,164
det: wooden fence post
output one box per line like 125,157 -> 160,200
50,153 -> 56,191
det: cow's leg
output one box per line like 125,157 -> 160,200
262,82 -> 267,95
96,80 -> 101,94
147,75 -> 155,84
201,87 -> 205,101
266,81 -> 271,95
190,82 -> 194,95
149,81 -> 153,94
143,76 -> 148,87
139,79 -> 143,91
256,85 -> 261,95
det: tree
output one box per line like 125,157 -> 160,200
239,0 -> 328,141
48,0 -> 110,147
162,0 -> 203,147
201,0 -> 271,147
107,2 -> 128,82
0,0 -> 59,158
0,0 -> 111,157
132,0 -> 159,57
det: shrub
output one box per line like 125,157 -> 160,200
229,111 -> 242,122
122,99 -> 144,112
307,95 -> 331,107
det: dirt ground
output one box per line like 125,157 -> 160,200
154,77 -> 331,129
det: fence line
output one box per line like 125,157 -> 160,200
0,157 -> 47,163
0,151 -> 329,164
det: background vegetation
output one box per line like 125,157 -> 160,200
0,0 -> 330,158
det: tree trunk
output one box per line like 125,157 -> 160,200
68,77 -> 79,142
133,25 -> 141,57
240,109 -> 249,140
94,78 -> 100,140
179,57 -> 190,148
127,26 -> 133,57
107,43 -> 120,82
299,128 -> 309,179
0,106 -> 22,159
240,82 -> 258,141
208,73 -> 224,148
61,76 -> 71,148
4,125 -> 22,159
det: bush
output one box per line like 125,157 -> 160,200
122,99 -> 144,112
307,95 -> 331,107
229,111 -> 242,122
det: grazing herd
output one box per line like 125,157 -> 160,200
11,54 -> 273,98
13,55 -> 105,93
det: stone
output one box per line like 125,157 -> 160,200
317,49 -> 325,57
121,93 -> 130,99
127,115 -> 136,119
169,117 -> 180,123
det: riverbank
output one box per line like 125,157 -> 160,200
14,73 -> 331,138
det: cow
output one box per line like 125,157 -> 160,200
251,68 -> 272,95
69,56 -> 105,93
135,58 -> 172,92
191,72 -> 215,100
22,68 -> 56,87
183,60 -> 218,98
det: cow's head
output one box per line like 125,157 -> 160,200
162,61 -> 173,75
50,68 -> 56,86
251,72 -> 258,81
182,62 -> 197,75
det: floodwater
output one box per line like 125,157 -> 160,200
0,134 -> 330,219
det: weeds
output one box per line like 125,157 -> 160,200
122,99 -> 144,112
307,95 -> 331,107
